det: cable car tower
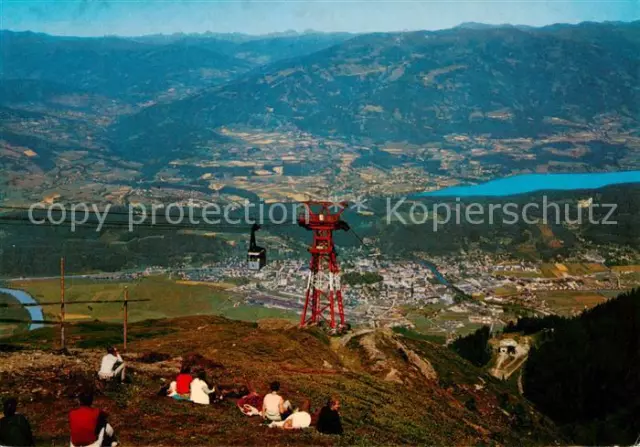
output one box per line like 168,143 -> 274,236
297,201 -> 350,330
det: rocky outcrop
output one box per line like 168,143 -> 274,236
394,339 -> 438,381
357,330 -> 438,384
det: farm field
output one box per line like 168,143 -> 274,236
8,276 -> 298,326
539,263 -> 609,278
536,290 -> 610,316
492,270 -> 543,278
494,286 -> 519,297
404,305 -> 501,339
611,265 -> 640,273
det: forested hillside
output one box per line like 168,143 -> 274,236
523,288 -> 640,445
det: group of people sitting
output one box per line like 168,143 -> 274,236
161,367 -> 343,435
0,345 -> 343,446
164,366 -> 218,405
235,381 -> 343,434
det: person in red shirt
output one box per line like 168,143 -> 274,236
69,391 -> 117,447
168,366 -> 192,400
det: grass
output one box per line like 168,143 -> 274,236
540,264 -> 563,278
1,315 -> 562,446
599,288 -> 632,298
564,263 -> 609,276
0,292 -> 30,336
405,311 -> 438,333
392,326 -> 446,344
8,276 -> 299,326
537,290 -> 608,316
611,265 -> 640,273
539,263 -> 609,278
494,286 -> 518,297
217,304 -> 298,322
493,270 -> 543,278
4,319 -> 178,350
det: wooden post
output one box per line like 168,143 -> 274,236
123,287 -> 128,352
60,257 -> 65,350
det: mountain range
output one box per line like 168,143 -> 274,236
1,21 -> 639,181
112,21 -> 639,161
0,30 -> 352,101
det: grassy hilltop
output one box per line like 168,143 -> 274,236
1,316 -> 560,445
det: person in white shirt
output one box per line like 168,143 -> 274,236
262,381 -> 292,422
269,400 -> 312,429
190,371 -> 216,405
98,346 -> 125,382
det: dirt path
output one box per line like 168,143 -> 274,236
490,338 -> 530,380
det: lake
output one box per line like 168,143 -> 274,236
420,170 -> 640,197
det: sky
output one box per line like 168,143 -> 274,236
1,0 -> 639,37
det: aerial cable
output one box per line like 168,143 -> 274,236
0,214 -> 299,230
348,228 -> 367,246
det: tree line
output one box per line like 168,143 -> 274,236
523,289 -> 640,445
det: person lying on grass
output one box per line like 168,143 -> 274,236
269,400 -> 312,430
237,390 -> 263,416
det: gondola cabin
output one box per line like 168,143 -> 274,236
247,223 -> 267,270
247,247 -> 267,271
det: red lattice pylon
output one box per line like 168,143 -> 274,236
297,201 -> 350,329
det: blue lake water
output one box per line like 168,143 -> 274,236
420,170 -> 640,198
0,287 -> 44,331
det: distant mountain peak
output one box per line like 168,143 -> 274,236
454,21 -> 534,30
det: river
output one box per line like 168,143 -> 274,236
418,260 -> 451,287
420,170 -> 640,197
0,287 -> 44,331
